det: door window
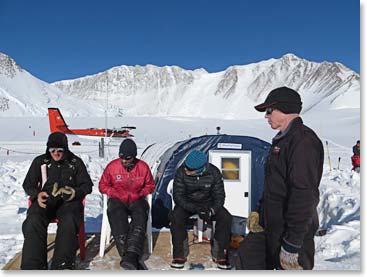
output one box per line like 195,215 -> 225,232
221,157 -> 240,180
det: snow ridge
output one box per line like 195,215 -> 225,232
0,52 -> 360,118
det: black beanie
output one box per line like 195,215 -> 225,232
119,139 -> 137,159
46,132 -> 68,151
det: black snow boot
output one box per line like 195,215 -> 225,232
115,234 -> 128,259
120,252 -> 139,270
170,258 -> 187,269
211,239 -> 232,270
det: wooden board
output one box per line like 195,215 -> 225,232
3,231 -> 239,270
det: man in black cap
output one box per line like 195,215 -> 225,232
21,132 -> 93,269
99,138 -> 155,270
236,87 -> 324,270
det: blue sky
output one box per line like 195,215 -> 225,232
0,0 -> 360,82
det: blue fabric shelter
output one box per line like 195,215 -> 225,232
147,135 -> 271,228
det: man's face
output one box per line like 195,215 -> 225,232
49,148 -> 65,161
121,157 -> 134,167
264,107 -> 287,130
184,167 -> 196,176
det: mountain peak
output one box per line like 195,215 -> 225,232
0,52 -> 23,78
281,53 -> 301,60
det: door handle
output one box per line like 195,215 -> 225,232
244,192 -> 248,197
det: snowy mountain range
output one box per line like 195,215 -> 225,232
0,52 -> 360,118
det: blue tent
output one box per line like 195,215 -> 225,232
142,135 -> 271,228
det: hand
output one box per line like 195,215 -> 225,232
197,207 -> 212,222
37,191 -> 49,208
247,211 -> 264,233
279,246 -> 303,270
53,185 -> 76,202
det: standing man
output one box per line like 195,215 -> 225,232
99,138 -> 155,270
353,140 -> 360,156
236,87 -> 324,270
351,140 -> 360,171
21,132 -> 93,269
170,149 -> 232,270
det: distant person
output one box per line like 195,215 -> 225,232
352,140 -> 360,156
21,132 -> 93,269
236,87 -> 324,270
351,140 -> 360,172
99,139 -> 155,270
169,149 -> 232,270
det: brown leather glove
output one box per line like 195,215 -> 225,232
51,182 -> 60,197
247,211 -> 264,233
52,183 -> 76,202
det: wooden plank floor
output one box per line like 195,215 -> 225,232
4,231 -> 239,270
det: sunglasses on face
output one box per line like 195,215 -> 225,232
49,148 -> 65,153
119,154 -> 134,161
265,107 -> 275,115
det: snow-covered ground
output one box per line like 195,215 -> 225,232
0,111 -> 361,270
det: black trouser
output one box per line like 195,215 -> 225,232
170,205 -> 232,259
21,200 -> 83,270
235,231 -> 315,270
107,197 -> 149,257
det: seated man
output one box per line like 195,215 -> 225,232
99,139 -> 155,270
169,149 -> 232,270
21,132 -> 93,270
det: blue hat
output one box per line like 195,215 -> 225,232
184,150 -> 207,170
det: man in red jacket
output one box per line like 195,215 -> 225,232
99,139 -> 155,270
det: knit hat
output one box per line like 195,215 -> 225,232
119,139 -> 137,159
254,87 -> 302,114
46,132 -> 68,151
184,150 -> 207,171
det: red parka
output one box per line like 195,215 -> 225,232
351,154 -> 360,170
99,158 -> 155,204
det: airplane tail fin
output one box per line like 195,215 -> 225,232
48,108 -> 72,134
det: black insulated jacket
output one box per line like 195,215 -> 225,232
23,151 -> 93,202
258,117 -> 324,250
173,163 -> 225,214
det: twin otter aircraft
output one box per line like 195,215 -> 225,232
48,108 -> 135,141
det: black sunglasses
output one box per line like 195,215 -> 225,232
119,154 -> 134,160
265,107 -> 275,115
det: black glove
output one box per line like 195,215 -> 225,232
197,207 -> 212,222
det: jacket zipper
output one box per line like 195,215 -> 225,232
127,171 -> 131,204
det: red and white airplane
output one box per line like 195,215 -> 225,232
48,108 -> 135,140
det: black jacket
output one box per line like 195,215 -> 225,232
23,150 -> 93,202
258,117 -> 324,251
173,163 -> 225,214
353,145 -> 360,156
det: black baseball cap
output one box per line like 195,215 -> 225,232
254,87 -> 302,114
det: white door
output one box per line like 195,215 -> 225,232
209,150 -> 251,218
